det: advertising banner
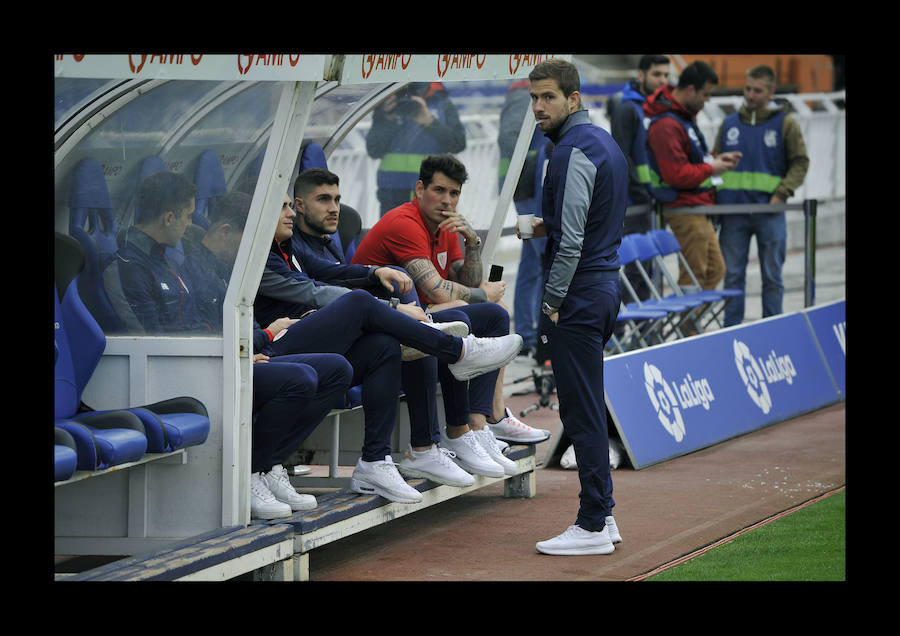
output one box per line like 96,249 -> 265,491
340,54 -> 566,83
605,312 -> 842,469
54,54 -> 325,81
802,299 -> 846,398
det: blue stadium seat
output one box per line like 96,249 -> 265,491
55,232 -> 211,459
68,158 -> 126,333
193,150 -> 227,230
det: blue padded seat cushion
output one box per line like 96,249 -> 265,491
57,413 -> 148,471
55,445 -> 79,482
55,427 -> 79,482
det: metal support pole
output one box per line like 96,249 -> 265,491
803,198 -> 817,307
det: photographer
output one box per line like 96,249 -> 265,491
365,82 -> 466,216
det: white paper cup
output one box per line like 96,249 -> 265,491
517,214 -> 534,239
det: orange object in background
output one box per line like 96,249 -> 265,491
670,54 -> 836,94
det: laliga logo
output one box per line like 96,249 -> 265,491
725,126 -> 740,146
733,339 -> 772,413
643,362 -> 686,442
764,129 -> 779,148
733,339 -> 798,414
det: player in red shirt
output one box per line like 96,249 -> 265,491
353,155 -> 552,470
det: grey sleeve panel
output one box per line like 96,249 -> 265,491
544,147 -> 595,306
258,269 -> 350,309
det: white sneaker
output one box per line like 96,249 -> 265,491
396,445 -> 475,487
402,320 -> 471,361
447,333 -> 523,381
250,472 -> 292,520
261,464 -> 317,511
535,525 -> 615,555
605,515 -> 622,544
440,430 -> 505,478
489,408 -> 551,443
472,428 -> 518,475
350,455 -> 424,504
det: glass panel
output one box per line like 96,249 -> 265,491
328,78 -> 528,236
54,78 -> 288,337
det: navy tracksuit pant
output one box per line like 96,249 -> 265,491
251,353 -> 353,473
369,273 -> 510,448
260,290 -> 463,461
404,303 -> 509,447
540,271 -> 620,532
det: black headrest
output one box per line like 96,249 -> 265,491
338,203 -> 362,249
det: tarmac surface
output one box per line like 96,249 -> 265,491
297,243 -> 847,582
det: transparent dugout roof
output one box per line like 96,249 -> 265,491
54,73 -> 532,337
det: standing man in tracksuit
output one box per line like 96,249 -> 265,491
523,59 -> 628,555
713,64 -> 810,326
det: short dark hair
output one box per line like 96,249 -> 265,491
418,154 -> 468,188
638,55 -> 670,72
677,60 -> 718,91
136,171 -> 197,225
528,58 -> 581,98
209,191 -> 251,232
294,167 -> 340,199
747,64 -> 776,89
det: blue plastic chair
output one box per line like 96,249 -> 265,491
647,228 -> 743,329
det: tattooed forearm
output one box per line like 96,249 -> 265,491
406,258 -> 471,303
455,246 -> 483,287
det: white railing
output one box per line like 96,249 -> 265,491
329,91 -> 846,236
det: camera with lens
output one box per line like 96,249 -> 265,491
391,83 -> 428,118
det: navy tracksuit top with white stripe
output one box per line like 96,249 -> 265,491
540,109 -> 628,312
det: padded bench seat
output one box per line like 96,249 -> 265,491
61,524 -> 295,581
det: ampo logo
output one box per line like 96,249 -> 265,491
643,362 -> 686,442
733,339 -> 772,413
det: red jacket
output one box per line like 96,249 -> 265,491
643,84 -> 716,208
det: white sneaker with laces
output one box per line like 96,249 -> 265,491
489,408 -> 551,443
447,334 -> 523,381
262,464 -> 317,511
605,515 -> 622,543
396,445 -> 475,487
440,430 -> 505,478
350,455 -> 424,504
250,472 -> 292,520
472,428 -> 518,475
401,320 -> 471,361
535,525 -> 615,555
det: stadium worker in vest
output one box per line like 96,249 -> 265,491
366,82 -> 466,216
522,58 -> 627,556
607,54 -> 671,303
713,64 -> 809,326
643,60 -> 742,292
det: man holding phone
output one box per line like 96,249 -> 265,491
353,154 -> 551,453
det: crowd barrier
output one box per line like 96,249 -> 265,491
605,299 -> 845,469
